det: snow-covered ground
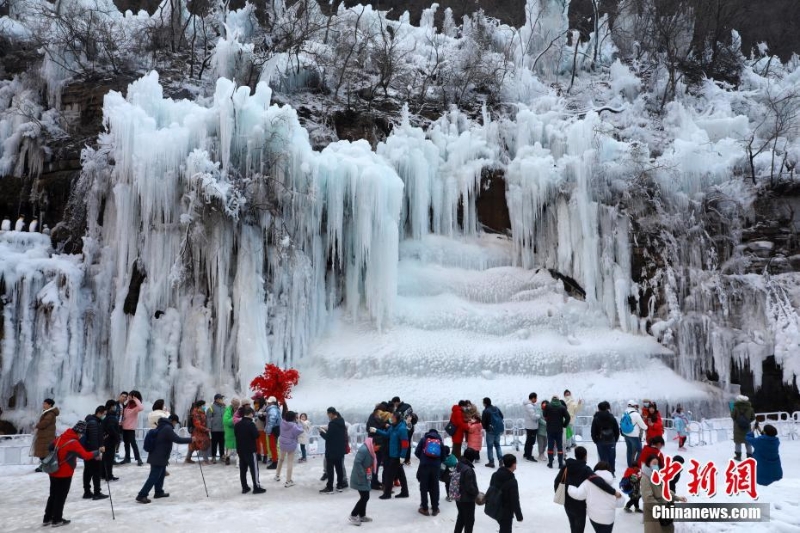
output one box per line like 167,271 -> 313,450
2,437 -> 797,532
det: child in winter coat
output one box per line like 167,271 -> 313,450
441,452 -> 458,501
746,424 -> 783,486
223,398 -> 240,465
645,403 -> 664,442
298,413 -> 311,462
465,416 -> 483,461
672,406 -> 689,450
620,465 -> 643,513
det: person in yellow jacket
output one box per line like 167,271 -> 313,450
564,390 -> 583,450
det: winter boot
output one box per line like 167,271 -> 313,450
734,452 -> 742,461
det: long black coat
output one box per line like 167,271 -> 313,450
147,418 -> 192,467
234,417 -> 260,456
321,415 -> 347,458
102,412 -> 122,448
544,400 -> 570,434
489,467 -> 523,521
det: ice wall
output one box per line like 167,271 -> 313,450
1,72 -> 403,421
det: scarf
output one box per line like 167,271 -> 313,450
364,437 -> 378,473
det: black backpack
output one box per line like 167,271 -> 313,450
483,484 -> 503,520
735,411 -> 751,431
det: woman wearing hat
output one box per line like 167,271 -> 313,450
43,420 -> 103,527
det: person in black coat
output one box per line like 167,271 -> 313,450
366,403 -> 389,489
136,414 -> 192,503
82,406 -> 109,500
590,401 -> 620,475
319,407 -> 347,493
392,397 -> 416,464
455,447 -> 481,533
414,428 -> 447,516
554,446 -> 619,533
489,455 -> 523,533
544,397 -> 571,469
101,400 -> 122,481
234,407 -> 266,494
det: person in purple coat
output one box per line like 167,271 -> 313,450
274,409 -> 304,487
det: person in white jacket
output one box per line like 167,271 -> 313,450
147,399 -> 171,429
621,400 -> 648,468
523,392 -> 541,462
568,462 -> 624,533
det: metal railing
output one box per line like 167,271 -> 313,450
3,411 -> 798,466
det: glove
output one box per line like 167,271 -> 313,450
369,427 -> 376,434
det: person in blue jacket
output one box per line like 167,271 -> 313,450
746,424 -> 783,486
370,411 -> 410,500
414,428 -> 447,516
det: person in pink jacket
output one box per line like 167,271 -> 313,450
121,390 -> 144,465
466,415 -> 484,461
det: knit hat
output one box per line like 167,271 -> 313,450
627,400 -> 638,407
736,394 -> 749,402
72,420 -> 87,434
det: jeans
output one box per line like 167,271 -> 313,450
486,432 -> 503,464
735,442 -> 754,456
417,465 -> 440,511
210,431 -> 224,459
454,501 -> 476,533
325,454 -> 345,489
524,429 -> 536,458
547,431 -> 564,466
624,435 -> 641,467
382,457 -> 408,497
44,476 -> 72,523
590,519 -> 614,533
596,442 -> 617,474
123,429 -> 141,462
300,444 -> 307,460
137,465 -> 167,498
83,458 -> 101,494
351,490 -> 370,517
239,452 -> 261,489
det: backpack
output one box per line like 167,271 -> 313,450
600,427 -> 615,443
444,421 -> 457,437
483,484 -> 503,520
40,439 -> 75,474
489,407 -> 504,435
620,411 -> 634,434
735,411 -> 750,431
423,436 -> 442,458
448,466 -> 463,501
619,476 -> 633,495
187,410 -> 195,433
143,426 -> 161,453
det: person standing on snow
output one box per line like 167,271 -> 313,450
453,447 -> 481,533
320,407 -> 348,493
136,413 -> 193,503
645,402 -> 664,443
555,446 -> 619,533
207,394 -> 226,464
223,398 -> 240,465
567,461 -> 624,533
449,400 -> 470,460
544,396 -> 570,469
731,394 -> 755,461
234,407 -> 267,495
481,397 -> 504,468
392,396 -> 416,465
537,400 -> 549,461
414,427 -> 447,516
32,398 -> 59,471
264,396 -> 281,469
563,390 -> 582,450
488,454 -> 523,533
82,405 -> 110,500
43,420 -> 103,527
101,400 -> 122,482
522,393 -> 541,462
620,400 -> 648,467
672,405 -> 689,451
349,436 -> 378,526
275,408 -> 304,487
372,411 -> 410,499
121,390 -> 144,466
590,401 -> 620,475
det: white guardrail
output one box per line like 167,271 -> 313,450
2,412 -> 798,466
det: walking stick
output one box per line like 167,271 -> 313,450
103,456 -> 116,520
196,450 -> 209,497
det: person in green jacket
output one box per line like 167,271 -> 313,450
223,398 -> 240,465
730,395 -> 755,461
349,437 -> 377,526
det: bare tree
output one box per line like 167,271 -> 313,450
746,85 -> 800,184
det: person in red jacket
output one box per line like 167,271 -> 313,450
449,400 -> 470,459
43,420 -> 103,527
645,402 -> 664,442
638,436 -> 665,469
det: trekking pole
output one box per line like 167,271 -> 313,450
104,458 -> 116,520
196,450 -> 209,497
